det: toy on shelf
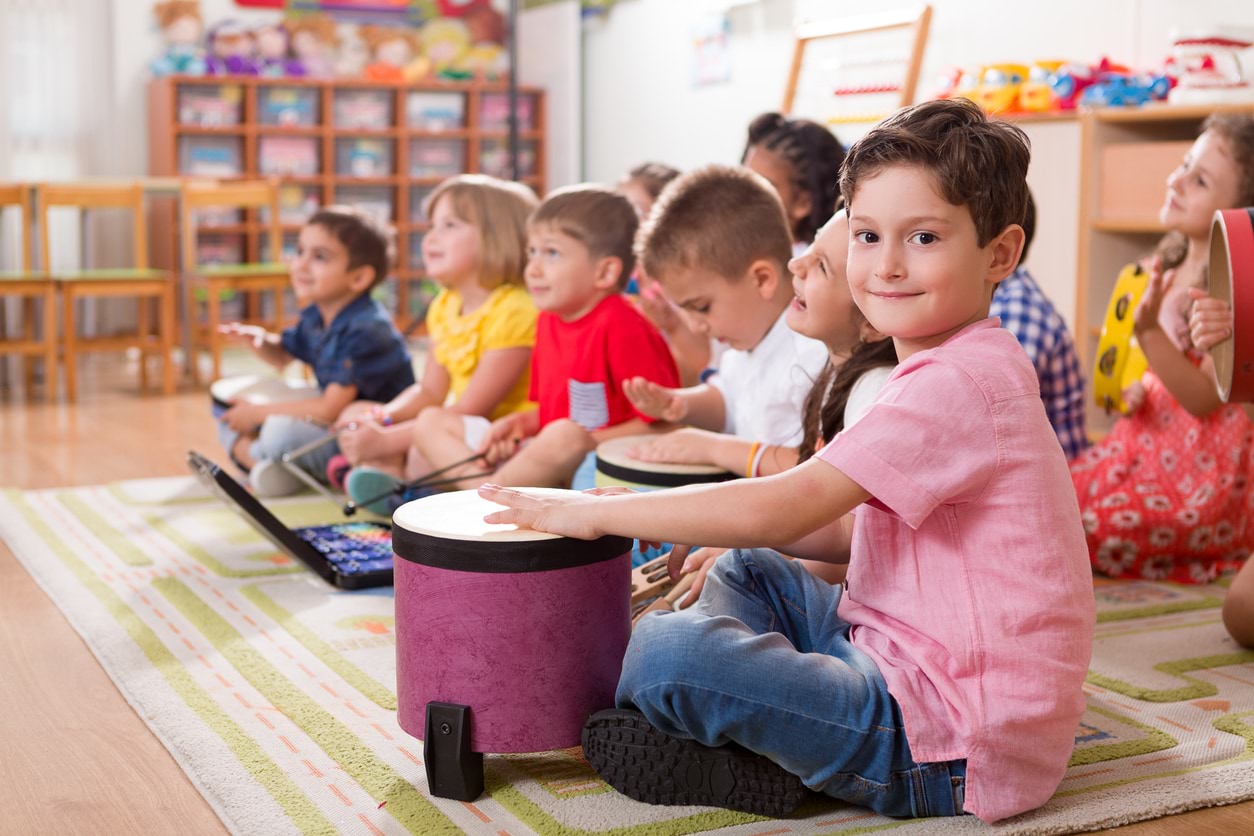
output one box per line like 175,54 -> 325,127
406,91 -> 465,131
257,86 -> 318,126
1047,61 -> 1097,109
179,136 -> 243,176
1093,263 -> 1150,415
258,136 -> 319,176
1080,71 -> 1171,108
962,63 -> 1030,114
333,88 -> 392,130
287,14 -> 337,79
359,25 -> 422,83
150,1 -> 206,77
206,20 -> 259,76
423,18 -> 472,78
177,84 -> 242,126
1018,60 -> 1064,111
1167,32 -> 1254,105
255,21 -> 305,77
335,138 -> 393,177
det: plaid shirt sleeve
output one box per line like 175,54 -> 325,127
991,270 -> 1090,460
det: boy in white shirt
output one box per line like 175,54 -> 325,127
622,165 -> 828,475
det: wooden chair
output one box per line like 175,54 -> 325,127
39,182 -> 175,400
181,178 -> 292,384
0,184 -> 57,402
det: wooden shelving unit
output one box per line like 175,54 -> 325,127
147,75 -> 546,326
1075,102 -> 1254,436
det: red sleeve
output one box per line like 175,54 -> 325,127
604,301 -> 680,424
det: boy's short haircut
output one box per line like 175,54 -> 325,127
627,162 -> 682,202
529,185 -> 639,290
424,174 -> 539,288
840,98 -> 1031,247
307,205 -> 396,290
637,164 -> 792,283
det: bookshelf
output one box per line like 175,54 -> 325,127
1075,103 -> 1254,438
147,75 -> 546,326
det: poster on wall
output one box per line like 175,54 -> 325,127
691,13 -> 731,87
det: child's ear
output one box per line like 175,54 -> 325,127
349,264 -> 377,292
593,256 -> 624,291
748,258 -> 780,299
985,223 -> 1026,285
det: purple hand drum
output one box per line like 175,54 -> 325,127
391,489 -> 633,800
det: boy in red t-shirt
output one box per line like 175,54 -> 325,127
410,184 -> 679,490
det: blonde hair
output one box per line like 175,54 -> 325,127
424,175 -> 539,289
286,13 -> 336,45
359,24 -> 419,54
154,0 -> 200,29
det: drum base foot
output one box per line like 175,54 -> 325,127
424,702 -> 484,801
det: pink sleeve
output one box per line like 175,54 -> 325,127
817,358 -> 998,528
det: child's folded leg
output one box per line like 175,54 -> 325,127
486,418 -> 595,489
614,548 -> 966,819
246,415 -> 340,497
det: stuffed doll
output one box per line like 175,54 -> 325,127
254,21 -> 305,77
206,19 -> 260,76
359,25 -> 420,82
287,14 -> 337,79
150,1 -> 206,77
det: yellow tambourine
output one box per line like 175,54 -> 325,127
1093,263 -> 1150,415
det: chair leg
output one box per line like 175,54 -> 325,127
186,281 -> 201,387
273,282 -> 285,332
22,296 -> 36,395
63,289 -> 77,402
160,287 -> 175,396
207,282 -> 222,383
43,287 -> 58,404
138,294 -> 151,391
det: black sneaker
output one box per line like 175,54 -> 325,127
581,709 -> 808,817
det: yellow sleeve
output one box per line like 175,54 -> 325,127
480,285 -> 538,352
425,288 -> 454,343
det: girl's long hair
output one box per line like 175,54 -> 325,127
798,338 -> 898,462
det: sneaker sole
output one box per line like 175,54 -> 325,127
581,709 -> 807,817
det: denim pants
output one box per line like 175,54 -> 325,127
619,548 -> 967,818
216,415 -> 338,481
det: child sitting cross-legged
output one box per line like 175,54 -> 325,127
620,165 -> 829,471
216,206 -> 415,496
330,175 -> 539,515
480,98 -> 1095,824
403,185 -> 680,494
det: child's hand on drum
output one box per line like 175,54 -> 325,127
217,322 -> 269,350
222,400 -> 266,433
623,377 -> 688,422
479,484 -> 603,540
1187,288 -> 1234,351
627,428 -> 717,466
1121,380 -> 1146,415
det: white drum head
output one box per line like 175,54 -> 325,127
393,488 -> 569,542
595,434 -> 730,476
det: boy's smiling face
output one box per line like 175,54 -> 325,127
524,224 -> 618,321
847,164 -> 1022,360
290,223 -> 373,308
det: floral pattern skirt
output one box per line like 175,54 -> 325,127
1070,371 -> 1253,583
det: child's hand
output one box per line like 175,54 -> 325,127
477,414 -> 528,465
1187,288 -> 1234,351
478,484 -> 603,540
623,377 -> 689,422
221,401 -> 266,433
1121,380 -> 1146,415
217,322 -> 269,350
670,546 -> 724,609
1133,259 -> 1175,338
627,428 -> 714,466
337,419 -> 387,465
636,282 -> 683,334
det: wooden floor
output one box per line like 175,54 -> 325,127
0,354 -> 1249,835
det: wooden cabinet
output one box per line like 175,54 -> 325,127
1075,103 -> 1253,436
147,75 -> 546,327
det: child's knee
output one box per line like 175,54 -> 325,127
535,419 -> 594,453
413,405 -> 457,439
254,415 -> 303,461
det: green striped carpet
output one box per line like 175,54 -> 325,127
2,476 -> 1253,835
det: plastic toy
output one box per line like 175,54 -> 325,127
254,21 -> 305,77
422,18 -> 472,74
1167,32 -> 1254,105
1018,60 -> 1064,112
150,1 -> 206,77
287,14 -> 337,79
962,63 -> 1030,114
1080,72 -> 1171,108
206,20 -> 259,76
1047,61 -> 1097,109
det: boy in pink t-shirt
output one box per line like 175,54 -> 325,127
478,99 -> 1094,823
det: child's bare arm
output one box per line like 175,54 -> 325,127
622,378 -> 726,430
376,354 -> 451,424
448,347 -> 532,417
221,382 -> 358,432
629,430 -> 800,475
217,323 -> 292,369
1135,264 -> 1224,418
481,455 -> 869,551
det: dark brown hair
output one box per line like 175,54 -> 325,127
1202,111 -> 1254,207
840,98 -> 1030,247
626,162 -> 681,202
797,339 -> 898,462
637,164 -> 792,284
743,113 -> 846,244
529,185 -> 639,290
307,205 -> 395,289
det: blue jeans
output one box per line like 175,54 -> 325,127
619,549 -> 967,818
216,415 -> 338,481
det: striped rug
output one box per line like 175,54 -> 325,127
2,476 -> 1253,836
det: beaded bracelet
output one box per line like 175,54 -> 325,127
745,441 -> 762,478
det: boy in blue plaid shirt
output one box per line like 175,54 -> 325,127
990,192 -> 1088,460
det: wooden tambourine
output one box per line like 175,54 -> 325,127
1207,209 -> 1254,402
210,374 -> 316,419
1093,263 -> 1150,415
594,434 -> 735,490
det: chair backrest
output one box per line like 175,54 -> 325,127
0,184 -> 34,273
37,181 -> 149,271
181,178 -> 283,272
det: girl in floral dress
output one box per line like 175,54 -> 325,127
1071,114 -> 1254,583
